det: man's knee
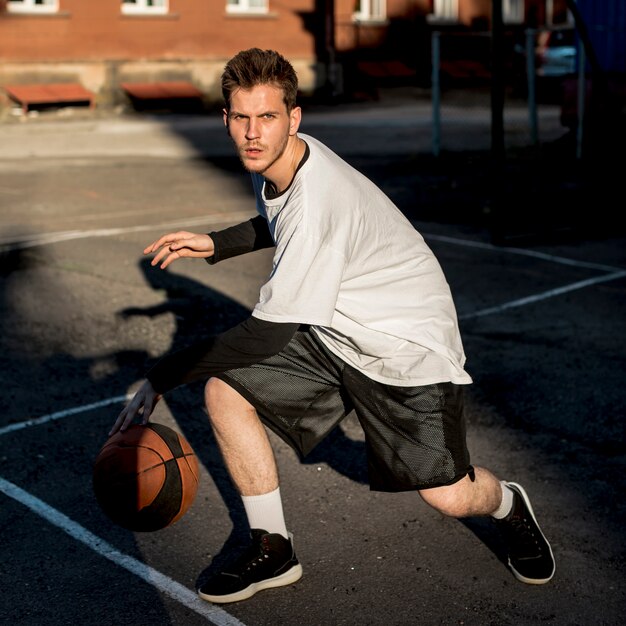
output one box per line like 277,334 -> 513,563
204,377 -> 254,421
418,475 -> 473,518
204,377 -> 227,412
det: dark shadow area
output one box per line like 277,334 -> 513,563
0,242 -> 179,625
123,94 -> 208,115
459,516 -> 508,568
319,145 -> 624,247
0,239 -> 148,421
119,256 -> 250,351
295,3 -> 428,105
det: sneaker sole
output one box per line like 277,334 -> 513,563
198,563 -> 303,604
504,481 -> 556,585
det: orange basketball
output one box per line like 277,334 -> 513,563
93,423 -> 199,532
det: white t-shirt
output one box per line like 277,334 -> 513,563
251,133 -> 472,387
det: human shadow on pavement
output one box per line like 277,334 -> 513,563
0,243 -> 182,625
0,242 -> 148,425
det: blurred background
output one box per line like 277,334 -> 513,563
0,0 -> 624,245
0,1 -> 624,153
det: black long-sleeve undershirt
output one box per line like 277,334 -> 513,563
145,216 -> 299,395
146,316 -> 299,394
206,215 -> 274,264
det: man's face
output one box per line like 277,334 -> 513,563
224,84 -> 301,178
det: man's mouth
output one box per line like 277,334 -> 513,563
243,145 -> 263,157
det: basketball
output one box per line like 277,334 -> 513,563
93,423 -> 200,532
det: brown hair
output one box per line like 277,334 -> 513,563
221,48 -> 298,111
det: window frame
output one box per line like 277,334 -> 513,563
226,0 -> 269,15
430,0 -> 459,23
353,0 -> 387,23
121,0 -> 169,16
503,0 -> 524,24
7,0 -> 59,14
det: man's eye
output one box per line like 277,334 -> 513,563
263,114 -> 275,119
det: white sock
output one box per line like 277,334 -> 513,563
241,487 -> 289,539
491,481 -> 514,519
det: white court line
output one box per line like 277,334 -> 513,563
0,477 -> 246,626
0,210 -> 255,253
3,220 -> 622,275
423,232 -> 624,273
0,394 -> 133,437
459,270 -> 626,320
417,233 -> 626,320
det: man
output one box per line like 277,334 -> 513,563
111,48 -> 555,604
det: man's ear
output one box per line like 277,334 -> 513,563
289,106 -> 302,136
223,108 -> 231,136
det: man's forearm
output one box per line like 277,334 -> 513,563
207,215 -> 274,264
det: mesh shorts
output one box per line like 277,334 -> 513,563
216,326 -> 472,492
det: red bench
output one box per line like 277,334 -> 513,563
3,83 -> 95,113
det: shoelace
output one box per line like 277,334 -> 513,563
245,554 -> 271,571
243,539 -> 273,572
508,515 -> 544,556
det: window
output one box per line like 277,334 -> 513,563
545,0 -> 574,26
226,0 -> 268,14
121,0 -> 168,15
7,0 -> 58,14
353,0 -> 386,22
430,0 -> 458,22
503,0 -> 523,24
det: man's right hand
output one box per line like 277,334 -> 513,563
145,231 -> 214,269
110,379 -> 162,435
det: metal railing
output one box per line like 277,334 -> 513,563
430,29 -> 585,159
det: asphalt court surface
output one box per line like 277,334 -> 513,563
1,98 -> 625,625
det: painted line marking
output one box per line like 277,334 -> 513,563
418,233 -> 626,320
0,477 -> 246,626
423,232 -> 625,273
0,211 -> 255,252
0,394 -> 133,437
4,219 -> 624,275
459,270 -> 626,320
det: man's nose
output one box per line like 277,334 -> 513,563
245,118 -> 260,139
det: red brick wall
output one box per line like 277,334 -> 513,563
0,0 -> 317,61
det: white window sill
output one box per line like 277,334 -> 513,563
352,16 -> 389,26
121,7 -> 169,15
7,6 -> 58,14
426,15 -> 461,25
226,5 -> 269,14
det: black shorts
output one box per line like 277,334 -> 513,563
216,326 -> 472,492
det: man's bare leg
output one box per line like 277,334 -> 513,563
418,466 -> 555,585
204,376 -> 278,497
418,466 -> 502,518
199,377 -> 302,604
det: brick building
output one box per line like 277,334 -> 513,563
0,0 -> 572,111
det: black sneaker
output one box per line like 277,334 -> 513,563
197,529 -> 303,603
495,482 -> 555,584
